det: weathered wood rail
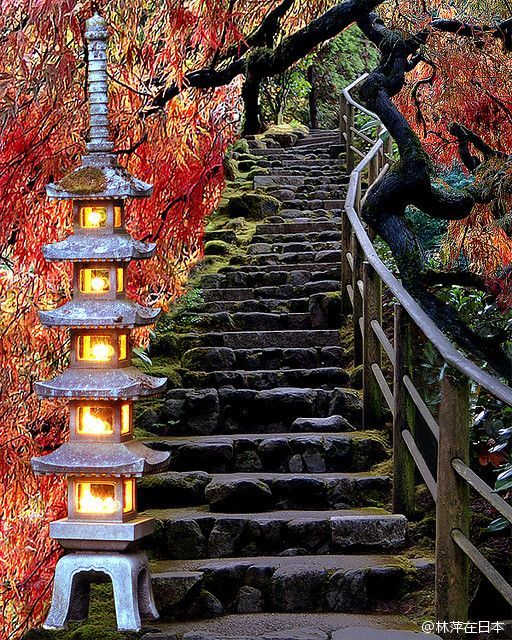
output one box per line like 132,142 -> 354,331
340,73 -> 512,633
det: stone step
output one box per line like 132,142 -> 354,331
201,268 -> 338,289
256,222 -> 338,235
238,251 -> 340,267
138,471 -> 391,512
175,311 -> 312,332
150,555 -> 431,616
221,264 -> 340,278
181,346 -> 346,372
281,159 -> 340,167
255,175 -> 343,189
280,199 -> 343,211
144,430 -> 386,472
196,297 -> 311,314
201,281 -> 340,302
147,508 -> 408,560
251,232 -> 340,244
136,613 -> 439,639
153,328 -> 343,359
247,241 -> 340,256
181,367 -> 349,391
278,211 -> 341,221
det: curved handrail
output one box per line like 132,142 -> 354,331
343,78 -> 512,406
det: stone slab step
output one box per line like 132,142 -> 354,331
256,222 -> 338,235
239,251 -> 340,267
149,385 -> 362,436
175,311 -> 312,332
280,200 -> 343,212
181,346 -> 346,372
153,329 -> 342,359
247,241 -> 340,255
182,367 -> 349,391
195,297 -> 311,314
251,232 -> 340,244
140,613 -> 436,639
138,471 -> 391,512
150,555 -> 431,615
221,264 -> 340,277
147,508 -> 407,560
217,329 -> 341,349
201,281 -> 340,302
201,269 -> 337,289
144,430 -> 387,473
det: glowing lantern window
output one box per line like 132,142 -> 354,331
76,481 -> 117,515
78,335 -> 115,362
77,406 -> 114,435
123,479 -> 135,513
116,268 -> 124,293
121,403 -> 131,434
118,334 -> 127,361
80,206 -> 107,229
114,206 -> 122,228
80,268 -> 110,294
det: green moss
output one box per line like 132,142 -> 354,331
24,585 -> 144,640
59,167 -> 107,195
204,240 -> 231,256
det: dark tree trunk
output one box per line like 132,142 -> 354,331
308,65 -> 319,129
242,74 -> 263,136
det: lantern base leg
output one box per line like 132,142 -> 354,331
43,550 -> 158,632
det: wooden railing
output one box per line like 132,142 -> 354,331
340,74 -> 512,634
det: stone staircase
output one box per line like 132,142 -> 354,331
138,130 -> 438,640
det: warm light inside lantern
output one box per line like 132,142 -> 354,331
116,267 -> 124,293
118,334 -> 127,360
114,205 -> 122,228
77,406 -> 114,435
76,481 -> 117,514
121,403 -> 131,435
80,268 -> 110,294
123,479 -> 135,514
80,206 -> 107,229
78,335 -> 115,362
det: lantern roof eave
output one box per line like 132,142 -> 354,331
39,300 -> 161,329
31,440 -> 170,476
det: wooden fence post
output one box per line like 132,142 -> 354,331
346,103 -> 355,174
392,303 -> 416,518
436,370 -> 471,638
363,262 -> 382,428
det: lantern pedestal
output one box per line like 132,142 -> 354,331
43,550 -> 158,631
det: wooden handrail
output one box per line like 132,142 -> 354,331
340,73 -> 512,636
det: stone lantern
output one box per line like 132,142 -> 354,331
31,13 -> 170,632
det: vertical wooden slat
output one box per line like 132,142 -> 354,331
436,371 -> 471,638
346,103 -> 355,174
392,303 -> 416,518
363,262 -> 383,428
352,228 -> 363,367
340,95 -> 346,146
341,211 -> 352,316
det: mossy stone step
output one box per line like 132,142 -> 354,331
181,346 -> 345,372
200,281 -> 340,302
195,297 -> 311,314
150,555 -> 430,615
174,311 -> 312,332
238,251 -> 341,267
147,508 -> 407,560
247,241 -> 340,255
251,231 -> 340,244
138,471 -> 391,511
181,367 -> 350,391
256,222 -> 338,234
144,430 -> 387,472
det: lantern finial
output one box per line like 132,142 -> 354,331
84,12 -> 114,154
